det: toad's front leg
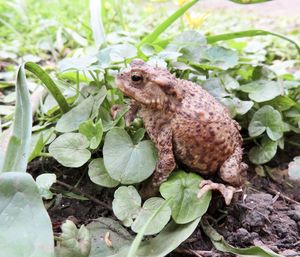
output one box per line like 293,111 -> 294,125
125,100 -> 140,126
140,125 -> 176,197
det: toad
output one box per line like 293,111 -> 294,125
116,59 -> 247,204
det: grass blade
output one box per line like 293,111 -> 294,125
24,62 -> 70,113
90,0 -> 106,46
206,30 -> 300,55
137,0 -> 199,47
126,199 -> 171,257
1,64 -> 32,173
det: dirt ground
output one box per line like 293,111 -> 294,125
29,143 -> 300,256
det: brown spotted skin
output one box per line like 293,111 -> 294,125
116,59 -> 247,188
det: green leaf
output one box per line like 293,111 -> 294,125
24,62 -> 70,113
166,30 -> 206,62
249,136 -> 278,164
160,170 -> 211,224
56,97 -> 94,133
49,133 -> 91,168
240,80 -> 282,102
203,46 -> 238,70
288,156 -> 300,180
87,217 -> 133,257
36,173 -> 57,200
131,128 -> 145,145
248,105 -> 284,141
131,197 -> 171,235
126,199 -> 171,257
136,218 -> 201,257
112,186 -> 171,235
88,158 -> 119,188
137,0 -> 199,47
103,128 -> 157,184
206,30 -> 300,56
29,128 -> 56,162
79,119 -> 103,149
201,218 -> 283,257
0,172 -> 54,257
264,95 -> 296,112
202,78 -> 229,99
57,220 -> 91,257
2,64 -> 32,173
112,186 -> 141,227
58,56 -> 98,72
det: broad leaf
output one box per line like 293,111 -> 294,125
49,133 -> 91,167
131,197 -> 171,235
240,80 -> 282,102
56,97 -> 94,133
249,136 -> 278,164
103,128 -> 157,184
160,170 -> 211,224
36,173 -> 57,199
112,186 -> 141,227
88,158 -> 119,188
248,105 -> 284,141
0,172 -> 54,257
79,119 -> 103,149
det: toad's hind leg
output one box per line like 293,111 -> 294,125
198,147 -> 247,205
219,146 -> 247,186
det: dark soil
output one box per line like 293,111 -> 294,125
29,152 -> 300,257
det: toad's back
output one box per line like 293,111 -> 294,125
170,79 -> 242,174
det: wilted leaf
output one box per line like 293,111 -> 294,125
248,105 -> 284,141
56,97 -> 94,133
103,128 -> 157,184
160,170 -> 211,224
87,217 -> 133,257
36,173 -> 57,199
0,172 -> 54,257
288,156 -> 300,180
49,133 -> 91,167
57,220 -> 91,257
249,136 -> 278,164
88,158 -> 119,188
201,218 -> 282,257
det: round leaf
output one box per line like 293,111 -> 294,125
160,171 -> 211,224
36,173 -> 57,199
248,105 -> 284,141
88,158 -> 119,188
249,137 -> 278,164
240,80 -> 282,102
131,197 -> 171,235
49,133 -> 91,167
112,186 -> 141,227
103,128 -> 157,184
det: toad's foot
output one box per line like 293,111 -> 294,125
197,180 -> 240,205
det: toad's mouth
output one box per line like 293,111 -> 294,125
116,78 -> 165,109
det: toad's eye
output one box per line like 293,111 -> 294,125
131,74 -> 143,82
